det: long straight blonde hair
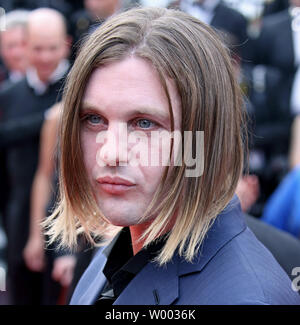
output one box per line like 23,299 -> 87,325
44,7 -> 246,265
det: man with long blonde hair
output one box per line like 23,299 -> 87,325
45,7 -> 300,305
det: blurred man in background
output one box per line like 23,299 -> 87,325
0,12 -> 29,300
0,8 -> 74,304
0,9 -> 29,238
246,0 -> 300,211
0,10 -> 29,87
69,0 -> 134,56
179,0 -> 249,61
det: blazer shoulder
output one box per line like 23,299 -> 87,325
176,227 -> 300,305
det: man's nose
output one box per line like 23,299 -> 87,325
96,122 -> 128,167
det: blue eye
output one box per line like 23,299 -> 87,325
136,119 -> 155,129
87,115 -> 102,124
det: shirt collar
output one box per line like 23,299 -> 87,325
26,59 -> 69,95
99,227 -> 167,301
102,227 -> 167,281
9,70 -> 24,83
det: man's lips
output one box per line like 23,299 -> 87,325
96,176 -> 136,195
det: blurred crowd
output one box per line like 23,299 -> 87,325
0,0 -> 300,305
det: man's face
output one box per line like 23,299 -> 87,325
26,25 -> 68,82
80,56 -> 182,227
0,26 -> 27,73
84,0 -> 119,20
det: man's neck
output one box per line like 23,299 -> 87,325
129,222 -> 152,255
129,212 -> 177,255
26,59 -> 69,95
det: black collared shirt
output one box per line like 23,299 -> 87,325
95,227 -> 166,305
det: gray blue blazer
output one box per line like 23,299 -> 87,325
70,197 -> 300,305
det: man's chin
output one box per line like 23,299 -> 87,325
37,68 -> 56,82
101,214 -> 141,228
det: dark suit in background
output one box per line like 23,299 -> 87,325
0,78 -> 22,268
180,0 -> 249,61
246,214 -> 300,282
248,9 -> 296,201
210,1 -> 249,60
253,9 -> 295,121
0,74 -> 65,304
263,0 -> 289,16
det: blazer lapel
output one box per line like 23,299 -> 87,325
114,257 -> 179,305
77,251 -> 108,305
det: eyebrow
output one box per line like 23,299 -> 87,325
80,102 -> 170,121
